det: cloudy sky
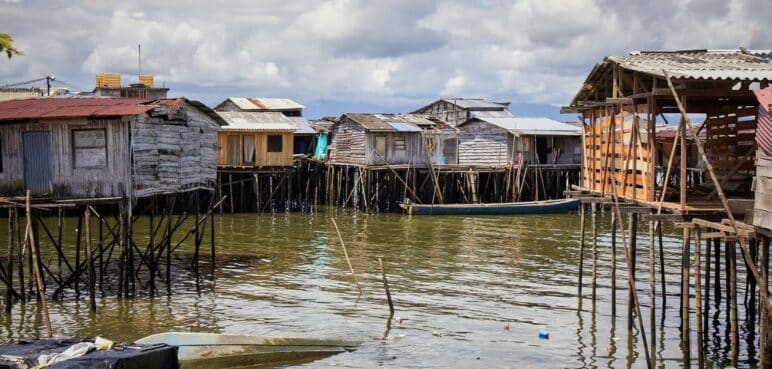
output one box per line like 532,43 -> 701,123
1,0 -> 769,119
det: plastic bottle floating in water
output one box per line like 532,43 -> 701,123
538,328 -> 549,340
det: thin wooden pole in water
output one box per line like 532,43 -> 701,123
5,208 -> 15,312
611,211 -> 617,315
704,236 -> 711,341
378,257 -> 394,314
578,204 -> 586,298
330,218 -> 362,294
628,213 -> 638,330
26,191 -> 52,338
657,222 -> 666,308
681,227 -> 691,363
591,203 -> 598,301
648,218 -> 656,368
729,240 -> 739,367
85,207 -> 96,312
694,225 -> 703,369
761,235 -> 770,368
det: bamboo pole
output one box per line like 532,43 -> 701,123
378,257 -> 394,314
85,207 -> 96,312
26,191 -> 52,338
330,218 -> 362,294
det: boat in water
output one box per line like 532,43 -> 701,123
399,198 -> 581,215
135,332 -> 360,368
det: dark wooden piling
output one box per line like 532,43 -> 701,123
694,225 -> 703,369
715,238 -> 721,307
85,207 -> 96,312
762,235 -> 770,368
648,218 -> 656,367
657,222 -> 666,307
25,192 -> 52,338
74,212 -> 83,297
378,257 -> 394,314
628,212 -> 638,330
681,227 -> 691,362
704,236 -> 711,342
5,208 -> 15,312
591,203 -> 598,301
729,241 -> 739,367
611,211 -> 617,315
578,204 -> 586,297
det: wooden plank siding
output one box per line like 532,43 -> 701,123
328,119 -> 367,165
0,118 -> 131,198
217,131 -> 294,167
755,147 -> 772,229
457,121 -> 510,166
365,132 -> 424,166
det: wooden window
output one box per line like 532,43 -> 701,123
267,135 -> 283,153
374,135 -> 387,157
72,129 -> 107,168
394,136 -> 406,151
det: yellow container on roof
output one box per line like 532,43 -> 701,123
96,73 -> 121,88
139,75 -> 154,88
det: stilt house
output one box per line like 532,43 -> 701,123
0,97 -> 221,200
214,97 -> 315,155
413,98 -> 511,126
328,114 -> 427,167
215,111 -> 296,167
455,116 -> 582,167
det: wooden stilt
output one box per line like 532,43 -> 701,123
26,191 -> 52,338
628,212 -> 638,330
729,241 -> 739,367
681,227 -> 691,362
378,257 -> 394,315
704,236 -> 711,341
591,203 -> 598,301
611,211 -> 617,315
715,238 -> 721,307
658,222 -> 666,308
762,235 -> 770,368
694,226 -> 703,369
5,208 -> 15,312
85,207 -> 96,312
578,204 -> 586,297
649,218 -> 656,368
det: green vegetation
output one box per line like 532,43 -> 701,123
0,33 -> 23,59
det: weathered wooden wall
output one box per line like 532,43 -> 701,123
132,102 -> 219,198
457,121 -> 510,166
365,132 -> 424,166
0,118 -> 131,198
328,119 -> 367,165
756,149 -> 772,228
415,100 -> 469,126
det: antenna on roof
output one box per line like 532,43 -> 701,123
138,44 -> 142,82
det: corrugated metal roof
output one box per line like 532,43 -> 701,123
607,49 -> 772,81
226,97 -> 305,111
344,113 -> 425,132
0,97 -> 155,122
387,122 -> 422,132
216,111 -> 296,132
442,98 -> 509,110
289,116 -> 316,134
467,117 -> 582,136
470,110 -> 514,118
755,87 -> 772,112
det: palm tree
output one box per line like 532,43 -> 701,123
0,33 -> 23,59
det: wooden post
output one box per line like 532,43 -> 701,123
591,203 -> 598,301
715,238 -> 721,307
762,235 -> 770,368
5,208 -> 15,312
578,204 -> 586,297
658,222 -> 666,307
26,191 -> 52,338
57,207 -> 63,282
704,236 -> 711,341
679,97 -> 687,211
729,240 -> 738,367
117,199 -> 126,298
378,257 -> 394,315
74,212 -> 82,297
85,207 -> 96,312
648,218 -> 656,368
166,196 -> 173,295
628,212 -> 638,330
330,218 -> 362,294
16,206 -> 25,303
694,225 -> 703,369
681,227 -> 691,356
611,211 -> 617,315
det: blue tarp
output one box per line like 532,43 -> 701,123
313,133 -> 329,161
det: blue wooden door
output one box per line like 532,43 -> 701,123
22,131 -> 53,195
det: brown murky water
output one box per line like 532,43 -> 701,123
0,208 -> 761,368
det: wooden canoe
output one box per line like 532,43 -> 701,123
399,198 -> 581,215
135,332 -> 360,368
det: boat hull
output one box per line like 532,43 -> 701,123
399,198 -> 580,215
136,332 -> 359,368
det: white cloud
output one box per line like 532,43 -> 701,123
1,0 -> 769,116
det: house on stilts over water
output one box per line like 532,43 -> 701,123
563,49 -> 772,369
0,96 -> 224,307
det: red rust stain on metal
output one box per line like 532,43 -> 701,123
0,97 -> 156,122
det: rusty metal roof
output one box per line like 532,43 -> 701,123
0,97 -> 156,122
343,113 -> 427,132
216,111 -> 296,132
608,49 -> 772,81
755,87 -> 772,112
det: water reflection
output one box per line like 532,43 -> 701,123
0,209 -> 762,368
